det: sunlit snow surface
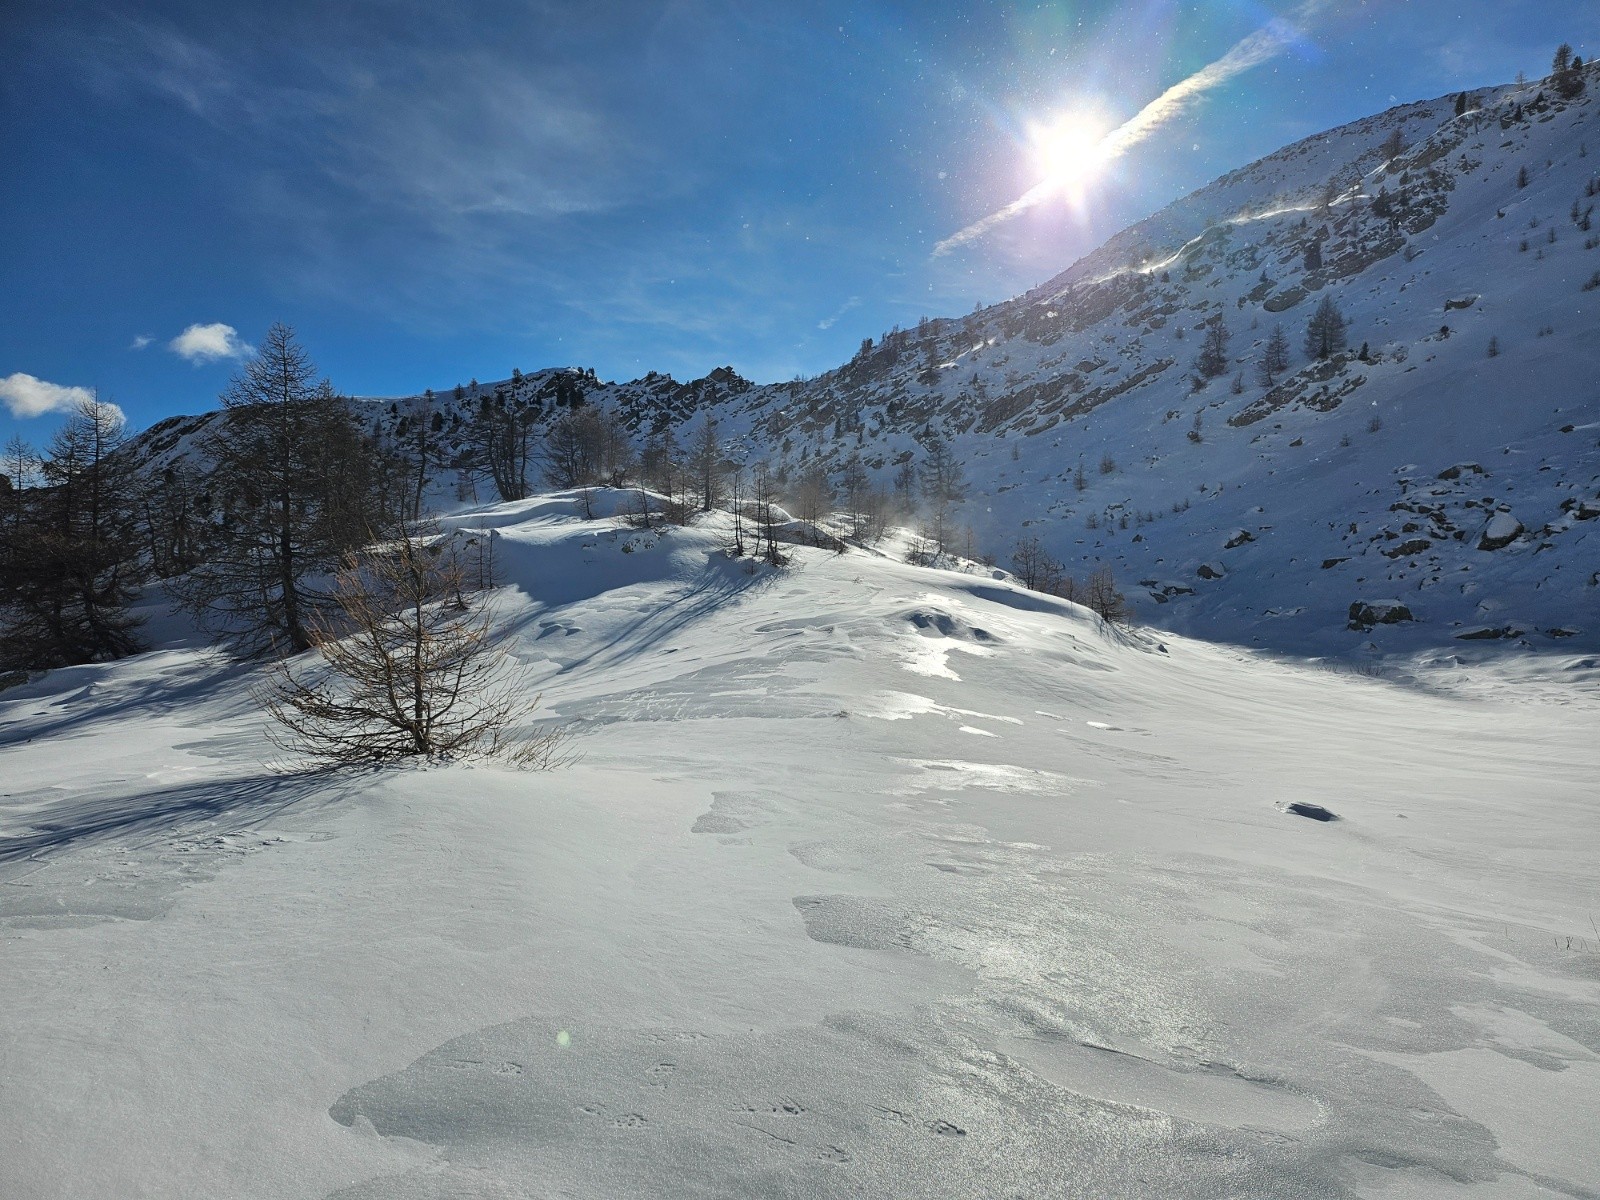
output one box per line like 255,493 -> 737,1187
2,494 -> 1597,1198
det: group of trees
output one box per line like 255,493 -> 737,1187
1188,293 -> 1349,397
3,315 -> 1155,751
1,401 -> 144,669
0,323 -> 574,765
1009,535 -> 1129,626
1552,44 -> 1586,100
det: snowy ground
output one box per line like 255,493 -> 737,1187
3,493 -> 1597,1199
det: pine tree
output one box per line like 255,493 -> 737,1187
175,323 -> 387,655
688,414 -> 723,512
1553,44 -> 1586,99
0,400 -> 144,669
1193,315 -> 1231,379
919,433 -> 965,554
1304,295 -> 1349,360
1258,324 -> 1291,386
1379,128 -> 1405,166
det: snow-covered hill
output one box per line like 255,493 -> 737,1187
355,72 -> 1596,655
3,493 -> 1596,1197
125,70 -> 1600,654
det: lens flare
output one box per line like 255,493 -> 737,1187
1029,114 -> 1110,193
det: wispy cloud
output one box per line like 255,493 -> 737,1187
130,334 -> 153,350
168,322 -> 252,364
0,373 -> 97,419
97,16 -> 661,228
935,1 -> 1331,256
818,296 -> 862,330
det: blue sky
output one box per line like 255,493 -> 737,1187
2,0 -> 1594,442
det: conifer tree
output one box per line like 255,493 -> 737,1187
0,400 -> 144,669
1194,315 -> 1231,379
1304,295 -> 1349,360
175,323 -> 388,655
1258,324 -> 1291,386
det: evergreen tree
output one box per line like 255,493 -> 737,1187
1258,324 -> 1291,386
1379,128 -> 1405,165
175,323 -> 387,655
0,400 -> 144,669
1193,315 -> 1231,379
918,433 -> 965,554
1553,44 -> 1586,99
1304,295 -> 1349,360
688,414 -> 723,512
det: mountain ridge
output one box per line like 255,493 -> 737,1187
130,70 -> 1600,655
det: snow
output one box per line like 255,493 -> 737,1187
3,496 -> 1597,1197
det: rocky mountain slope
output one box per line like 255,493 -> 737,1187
136,69 -> 1600,654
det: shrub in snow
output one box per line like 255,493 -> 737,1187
262,536 -> 570,768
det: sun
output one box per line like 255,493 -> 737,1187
1029,113 -> 1110,193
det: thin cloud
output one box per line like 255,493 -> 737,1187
935,0 -> 1330,257
818,296 -> 862,330
130,335 -> 154,350
169,322 -> 252,364
0,373 -> 98,419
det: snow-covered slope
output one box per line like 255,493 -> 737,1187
123,72 -> 1600,653
3,494 -> 1597,1198
343,72 -> 1595,655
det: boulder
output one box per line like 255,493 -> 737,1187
1383,537 -> 1432,559
1348,600 -> 1414,631
1477,512 -> 1523,550
1454,625 -> 1522,640
1287,802 -> 1339,822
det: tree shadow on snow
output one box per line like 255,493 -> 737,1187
0,769 -> 344,867
532,558 -> 780,679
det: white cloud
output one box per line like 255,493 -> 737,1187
0,373 -> 97,419
168,322 -> 252,364
130,335 -> 153,350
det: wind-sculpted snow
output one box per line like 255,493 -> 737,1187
2,499 -> 1597,1197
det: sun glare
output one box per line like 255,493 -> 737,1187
1029,114 -> 1109,193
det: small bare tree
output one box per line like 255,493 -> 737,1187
1084,565 -> 1131,627
262,535 -> 567,767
